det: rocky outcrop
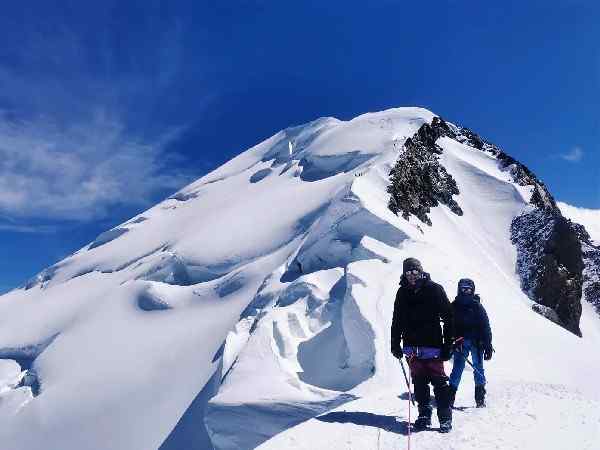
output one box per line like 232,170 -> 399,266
387,118 -> 463,225
511,210 -> 584,336
571,224 -> 600,315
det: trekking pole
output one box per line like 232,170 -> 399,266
400,356 -> 413,450
457,349 -> 485,379
399,358 -> 416,406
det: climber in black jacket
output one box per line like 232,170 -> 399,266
391,257 -> 455,433
448,278 -> 493,408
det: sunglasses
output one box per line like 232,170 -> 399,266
404,269 -> 421,276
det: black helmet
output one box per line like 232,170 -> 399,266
457,278 -> 475,295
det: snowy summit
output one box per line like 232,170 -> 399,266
0,107 -> 599,450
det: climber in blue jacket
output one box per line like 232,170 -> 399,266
448,278 -> 493,408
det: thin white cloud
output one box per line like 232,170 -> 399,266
0,110 -> 192,222
559,146 -> 584,163
0,223 -> 57,233
0,18 -> 208,230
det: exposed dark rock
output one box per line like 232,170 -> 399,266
387,118 -> 463,225
511,209 -> 583,336
531,303 -> 562,326
571,223 -> 600,315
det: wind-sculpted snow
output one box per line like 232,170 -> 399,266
451,125 -> 558,212
89,228 -> 130,250
249,168 -> 273,183
0,107 -> 599,450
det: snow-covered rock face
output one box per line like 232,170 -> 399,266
0,107 -> 599,450
387,118 -> 587,336
511,210 -> 583,335
569,223 -> 600,316
559,203 -> 600,316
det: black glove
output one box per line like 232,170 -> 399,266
392,346 -> 403,359
483,344 -> 494,361
440,344 -> 452,362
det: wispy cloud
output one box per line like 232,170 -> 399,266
559,146 -> 584,163
0,14 -> 206,231
0,111 -> 192,223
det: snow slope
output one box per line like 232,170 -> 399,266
0,107 -> 598,450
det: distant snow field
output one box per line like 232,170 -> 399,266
0,108 -> 598,450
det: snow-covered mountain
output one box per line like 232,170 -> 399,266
0,107 -> 599,450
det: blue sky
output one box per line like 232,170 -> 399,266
0,1 -> 598,292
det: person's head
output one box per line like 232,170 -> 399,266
457,278 -> 475,296
403,257 -> 423,286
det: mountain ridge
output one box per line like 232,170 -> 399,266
0,107 -> 598,450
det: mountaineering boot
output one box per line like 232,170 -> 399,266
438,407 -> 452,433
413,404 -> 432,430
475,384 -> 486,408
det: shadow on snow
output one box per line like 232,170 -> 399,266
316,411 -> 412,436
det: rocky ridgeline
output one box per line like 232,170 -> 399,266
453,126 -> 558,212
387,117 -> 463,226
572,224 -> 600,316
388,117 -> 596,336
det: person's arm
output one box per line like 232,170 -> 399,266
438,286 -> 454,347
480,304 -> 492,347
391,289 -> 404,356
438,285 -> 454,360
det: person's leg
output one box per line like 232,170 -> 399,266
413,375 -> 432,428
409,359 -> 432,429
448,342 -> 466,408
470,342 -> 487,407
449,345 -> 466,389
419,359 -> 452,432
470,342 -> 486,386
431,375 -> 453,432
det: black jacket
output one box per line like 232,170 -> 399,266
452,294 -> 492,347
391,273 -> 454,353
